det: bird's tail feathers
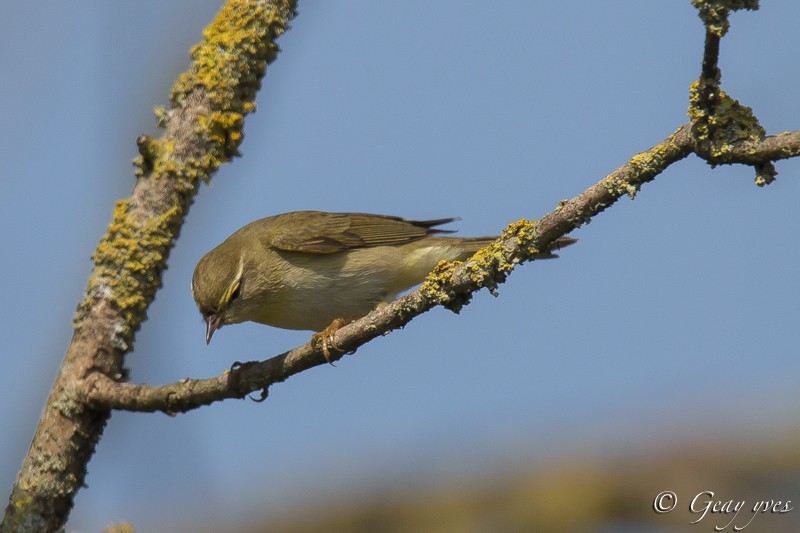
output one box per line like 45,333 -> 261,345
455,235 -> 577,259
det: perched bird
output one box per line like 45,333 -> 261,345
191,211 -> 575,356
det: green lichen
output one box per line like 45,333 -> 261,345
4,491 -> 47,533
153,105 -> 170,128
602,174 -> 639,200
54,393 -> 85,419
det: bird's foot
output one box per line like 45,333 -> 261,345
312,318 -> 353,364
228,361 -> 269,402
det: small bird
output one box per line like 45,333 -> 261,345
191,211 -> 575,356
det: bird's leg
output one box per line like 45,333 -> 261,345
312,317 -> 353,363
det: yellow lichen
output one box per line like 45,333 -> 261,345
692,0 -> 759,37
689,83 -> 764,155
418,260 -> 457,305
418,219 -> 552,312
158,0 -> 296,177
76,2 -> 299,346
688,81 -> 772,185
169,1 -> 294,162
76,200 -> 183,347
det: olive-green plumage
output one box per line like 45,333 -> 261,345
191,211 -> 574,343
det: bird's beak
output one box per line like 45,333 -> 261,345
205,313 -> 223,345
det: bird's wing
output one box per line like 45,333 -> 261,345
268,211 -> 458,254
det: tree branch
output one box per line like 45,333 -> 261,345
1,1 -> 297,531
689,0 -> 776,185
80,122 -> 800,416
81,124 -> 697,413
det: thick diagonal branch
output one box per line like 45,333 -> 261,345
1,2 -> 297,531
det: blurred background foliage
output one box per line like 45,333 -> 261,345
209,432 -> 800,533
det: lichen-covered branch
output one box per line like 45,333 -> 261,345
81,125 -> 697,413
689,0 -> 776,185
80,118 -> 800,415
1,1 -> 297,531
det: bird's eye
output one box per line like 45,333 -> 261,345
229,283 -> 241,302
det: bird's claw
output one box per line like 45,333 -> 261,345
229,361 -> 268,402
230,360 -> 259,374
312,318 -> 352,364
250,388 -> 269,402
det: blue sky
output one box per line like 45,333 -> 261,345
1,2 -> 799,531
